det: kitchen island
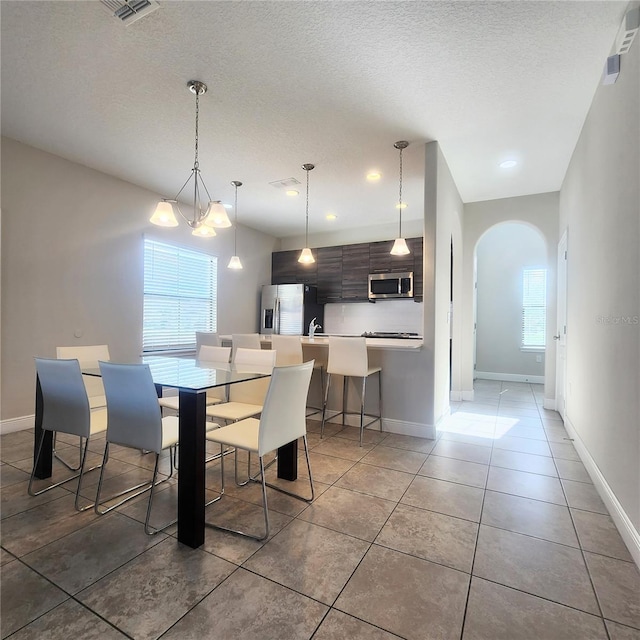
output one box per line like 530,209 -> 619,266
220,334 -> 432,439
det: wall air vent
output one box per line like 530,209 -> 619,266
100,0 -> 160,25
269,177 -> 301,189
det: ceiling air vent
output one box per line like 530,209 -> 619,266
269,177 -> 301,189
100,0 -> 160,25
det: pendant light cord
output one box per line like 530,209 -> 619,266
305,166 -> 310,246
234,183 -> 238,254
398,145 -> 403,237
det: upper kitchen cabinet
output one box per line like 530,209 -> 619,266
369,239 -> 417,273
316,246 -> 343,303
341,243 -> 370,301
271,237 -> 423,302
272,250 -> 317,285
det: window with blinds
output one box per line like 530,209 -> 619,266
143,239 -> 217,352
522,268 -> 546,349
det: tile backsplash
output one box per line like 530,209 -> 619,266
323,300 -> 423,335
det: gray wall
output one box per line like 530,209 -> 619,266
476,222 -> 546,377
559,29 -> 639,535
1,138 -> 278,422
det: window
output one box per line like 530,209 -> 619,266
143,239 -> 217,352
522,268 -> 546,349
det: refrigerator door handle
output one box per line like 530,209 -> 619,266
274,298 -> 280,334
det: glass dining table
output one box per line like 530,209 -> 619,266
33,355 -> 299,549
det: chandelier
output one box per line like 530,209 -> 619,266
390,140 -> 410,256
149,80 -> 231,236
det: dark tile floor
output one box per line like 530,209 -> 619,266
1,380 -> 639,639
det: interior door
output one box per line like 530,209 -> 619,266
555,230 -> 568,420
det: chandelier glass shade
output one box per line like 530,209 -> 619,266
227,181 -> 243,270
390,140 -> 411,256
149,80 -> 231,235
298,163 -> 316,264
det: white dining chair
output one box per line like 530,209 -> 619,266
94,361 -> 179,534
54,344 -> 109,471
321,336 -> 382,446
270,334 -> 325,415
205,348 -> 276,425
205,360 -> 315,540
29,358 -> 107,511
195,331 -> 220,352
231,333 -> 262,360
158,345 -> 231,414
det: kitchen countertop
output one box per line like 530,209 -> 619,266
219,335 -> 423,350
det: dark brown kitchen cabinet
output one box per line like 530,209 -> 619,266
271,236 -> 423,301
271,250 -> 317,285
342,243 -> 370,301
316,246 -> 342,303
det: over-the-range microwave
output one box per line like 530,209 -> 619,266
368,271 -> 414,300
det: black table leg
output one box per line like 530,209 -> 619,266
277,441 -> 298,481
177,390 -> 206,549
34,375 -> 52,479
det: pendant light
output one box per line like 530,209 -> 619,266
298,163 -> 316,264
390,140 -> 410,256
149,80 -> 231,235
227,181 -> 243,270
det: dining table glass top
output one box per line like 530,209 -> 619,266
81,355 -> 271,391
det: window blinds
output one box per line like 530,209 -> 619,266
143,239 -> 217,352
522,268 -> 546,348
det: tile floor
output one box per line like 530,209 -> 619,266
1,380 -> 639,639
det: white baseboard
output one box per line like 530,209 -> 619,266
1,415 -> 35,435
476,371 -> 544,384
565,414 -> 640,569
450,390 -> 462,402
543,398 -> 557,411
382,418 -> 436,440
461,390 -> 475,401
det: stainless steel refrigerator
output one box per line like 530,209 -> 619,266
260,284 -> 324,335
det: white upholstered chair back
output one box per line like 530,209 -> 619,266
270,335 -> 303,365
230,348 -> 276,405
327,337 -> 369,377
56,344 -> 110,406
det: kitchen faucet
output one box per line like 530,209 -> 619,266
309,317 -> 322,338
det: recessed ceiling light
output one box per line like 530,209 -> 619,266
367,172 -> 382,181
326,213 -> 337,221
499,160 -> 518,169
395,203 -> 408,209
286,189 -> 299,196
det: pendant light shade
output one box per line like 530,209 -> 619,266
390,140 -> 411,256
298,163 -> 315,264
150,201 -> 179,227
150,81 -> 227,236
390,237 -> 410,256
227,180 -> 243,270
298,247 -> 315,264
205,201 -> 232,228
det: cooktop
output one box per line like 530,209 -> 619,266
361,331 -> 421,340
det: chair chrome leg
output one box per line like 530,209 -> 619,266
143,453 -> 178,535
53,433 -> 84,472
205,443 -> 225,507
205,454 -> 270,541
264,435 -> 315,503
320,372 -> 331,438
95,443 -> 172,516
360,376 -> 366,447
342,376 -> 348,426
29,431 -> 102,501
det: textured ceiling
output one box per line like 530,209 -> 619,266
0,1 -> 627,238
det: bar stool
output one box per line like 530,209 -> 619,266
270,335 -> 325,415
321,336 -> 382,446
